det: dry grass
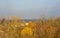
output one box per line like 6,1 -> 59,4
0,16 -> 60,38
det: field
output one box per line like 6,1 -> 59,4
0,16 -> 60,38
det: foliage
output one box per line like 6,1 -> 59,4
0,16 -> 60,38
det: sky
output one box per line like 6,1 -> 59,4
0,0 -> 60,19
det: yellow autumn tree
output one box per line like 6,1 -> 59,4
21,27 -> 33,37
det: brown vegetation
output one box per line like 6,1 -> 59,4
0,16 -> 60,38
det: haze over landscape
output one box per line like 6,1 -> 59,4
0,0 -> 60,38
0,0 -> 60,19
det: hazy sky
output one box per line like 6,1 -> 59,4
0,0 -> 60,19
